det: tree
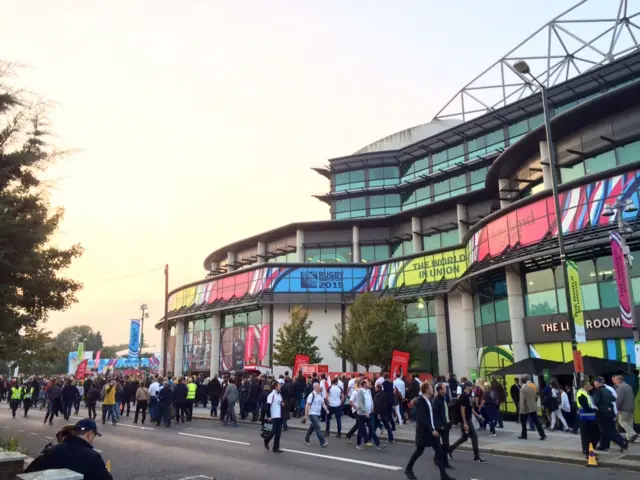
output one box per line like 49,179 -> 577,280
0,62 -> 83,361
330,293 -> 419,371
53,325 -> 103,355
3,327 -> 61,375
273,306 -> 322,368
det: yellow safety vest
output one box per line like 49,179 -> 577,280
22,387 -> 34,399
11,387 -> 22,400
186,383 -> 197,400
576,389 -> 596,421
103,385 -> 117,405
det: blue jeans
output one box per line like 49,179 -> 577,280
210,396 -> 218,416
357,415 -> 380,446
325,406 -> 342,434
111,404 -> 120,421
149,396 -> 157,419
305,414 -> 326,444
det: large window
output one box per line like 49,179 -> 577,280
524,252 -> 640,317
406,299 -> 437,334
360,244 -> 389,263
391,240 -> 413,258
433,175 -> 467,201
334,196 -> 367,219
401,158 -> 429,183
468,129 -> 505,161
220,310 -> 270,371
182,316 -> 214,373
560,139 -> 640,183
473,274 -> 509,327
306,246 -> 352,263
432,145 -> 465,173
470,167 -> 488,191
423,229 -> 459,252
334,170 -> 365,192
369,166 -> 399,187
402,185 -> 431,210
369,194 -> 401,216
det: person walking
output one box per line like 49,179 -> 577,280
265,381 -> 284,453
613,375 -> 638,443
9,380 -> 22,418
21,382 -> 34,418
173,377 -> 188,424
433,382 -> 452,469
356,378 -> 386,451
304,381 -> 329,447
517,375 -> 546,441
222,376 -> 239,427
593,377 -> 628,452
208,375 -> 222,418
576,380 -> 599,458
374,382 -> 394,443
449,381 -> 486,463
185,377 -> 197,421
62,379 -> 79,421
134,382 -> 150,424
510,378 -> 521,420
86,384 -> 100,420
101,380 -> 118,425
404,382 -> 454,480
325,377 -> 344,438
157,380 -> 173,427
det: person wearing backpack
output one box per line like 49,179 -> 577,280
86,385 -> 101,420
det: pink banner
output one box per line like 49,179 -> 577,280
245,327 -> 255,363
610,232 -> 634,328
94,350 -> 101,371
259,324 -> 270,361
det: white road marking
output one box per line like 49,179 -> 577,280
29,432 -> 38,436
177,476 -> 214,480
18,429 -> 24,432
4,426 -> 10,429
115,422 -> 155,431
44,436 -> 54,440
281,449 -> 403,471
178,432 -> 250,446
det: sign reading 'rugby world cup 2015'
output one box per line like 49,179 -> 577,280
128,319 -> 141,358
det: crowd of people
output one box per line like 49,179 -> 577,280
2,369 -> 637,480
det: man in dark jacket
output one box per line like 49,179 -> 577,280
61,380 -> 80,421
374,383 -> 394,442
490,376 -> 505,428
404,382 -> 453,480
433,382 -> 453,469
382,374 -> 397,431
173,377 -> 188,423
280,377 -> 294,430
24,419 -> 112,479
208,376 -> 222,417
157,381 -> 173,427
593,378 -> 627,452
510,378 -> 521,419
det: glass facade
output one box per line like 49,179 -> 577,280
369,166 -> 400,187
405,298 -> 438,374
335,170 -> 365,192
334,167 -> 399,191
524,252 -> 640,317
468,129 -> 505,161
369,194 -> 402,216
473,273 -> 509,327
182,316 -> 214,373
220,310 -> 270,371
432,145 -> 465,173
561,139 -> 640,183
335,196 -> 367,219
360,244 -> 389,263
306,246 -> 352,263
391,240 -> 413,258
422,229 -> 459,252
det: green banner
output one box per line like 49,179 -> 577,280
77,342 -> 84,361
470,368 -> 478,382
543,368 -> 550,383
566,261 -> 586,343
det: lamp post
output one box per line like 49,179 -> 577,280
513,60 -> 581,378
602,199 -> 640,347
139,304 -> 149,371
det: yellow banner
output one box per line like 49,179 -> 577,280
400,248 -> 468,287
567,260 -> 586,343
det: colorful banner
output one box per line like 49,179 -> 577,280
293,354 -> 310,377
566,260 -> 586,343
390,350 -> 410,377
76,342 -> 84,361
94,350 -> 101,370
75,359 -> 88,380
610,232 -> 634,328
259,324 -> 270,361
128,319 -> 141,357
245,327 -> 255,364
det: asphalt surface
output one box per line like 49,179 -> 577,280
0,404 -> 638,480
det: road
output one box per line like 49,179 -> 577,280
0,405 -> 637,480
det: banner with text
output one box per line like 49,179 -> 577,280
610,232 -> 634,328
293,354 -> 310,377
390,350 -> 410,377
567,260 -> 586,343
128,319 -> 141,358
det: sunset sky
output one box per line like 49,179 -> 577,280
0,0 -> 598,347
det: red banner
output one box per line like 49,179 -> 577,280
293,354 -> 310,377
300,364 -> 329,377
390,350 -> 410,378
259,324 -> 270,362
245,327 -> 255,363
75,359 -> 88,380
94,350 -> 101,369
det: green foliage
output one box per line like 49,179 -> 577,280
272,306 -> 323,367
330,293 -> 419,371
2,327 -> 60,374
0,61 -> 83,363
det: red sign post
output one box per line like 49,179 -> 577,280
293,354 -> 310,377
390,350 -> 410,378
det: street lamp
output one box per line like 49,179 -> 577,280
513,60 -> 581,378
602,199 -> 640,346
139,304 -> 149,371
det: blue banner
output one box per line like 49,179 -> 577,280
272,267 -> 368,293
128,319 -> 141,358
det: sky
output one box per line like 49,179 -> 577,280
0,0 -> 610,347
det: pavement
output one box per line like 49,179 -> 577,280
0,403 -> 638,480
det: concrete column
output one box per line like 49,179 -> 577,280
226,252 -> 235,272
539,141 -> 553,189
456,204 -> 468,241
498,178 -> 511,208
209,313 -> 221,376
461,291 -> 478,378
262,306 -> 273,370
257,242 -> 266,265
506,264 -> 528,363
434,296 -> 449,376
352,226 -> 360,263
296,229 -> 305,262
209,260 -> 218,272
411,217 -> 422,253
174,319 -> 185,375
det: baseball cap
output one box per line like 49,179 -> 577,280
594,377 -> 605,384
74,419 -> 102,436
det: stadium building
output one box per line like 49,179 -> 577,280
156,1 -> 640,414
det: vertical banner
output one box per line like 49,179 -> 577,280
129,319 -> 142,358
566,260 -> 586,343
244,327 -> 255,364
94,350 -> 101,371
259,324 -> 270,363
390,350 -> 410,377
77,342 -> 85,361
293,354 -> 310,377
610,232 -> 634,328
75,359 -> 88,379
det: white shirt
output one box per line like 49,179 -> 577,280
320,379 -> 330,398
605,384 -> 618,415
422,394 -> 435,428
349,389 -> 359,413
375,377 -> 385,388
328,384 -> 343,407
337,379 -> 345,392
307,391 -> 325,416
267,391 -> 282,418
347,378 -> 356,396
560,391 -> 570,413
149,382 -> 160,397
393,378 -> 406,399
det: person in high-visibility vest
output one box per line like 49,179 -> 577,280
22,383 -> 35,418
186,377 -> 197,421
10,381 -> 23,418
576,380 -> 599,458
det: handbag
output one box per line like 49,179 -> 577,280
260,421 -> 274,439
